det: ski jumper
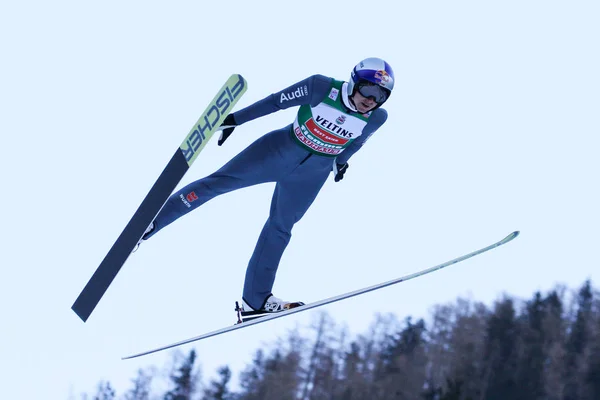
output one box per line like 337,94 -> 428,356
145,74 -> 388,310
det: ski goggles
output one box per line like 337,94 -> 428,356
357,82 -> 389,104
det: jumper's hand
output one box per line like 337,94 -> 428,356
334,162 -> 349,182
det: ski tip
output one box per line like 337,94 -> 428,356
503,231 -> 520,243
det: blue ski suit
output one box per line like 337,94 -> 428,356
146,74 -> 388,310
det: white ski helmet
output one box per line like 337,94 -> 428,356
348,57 -> 395,105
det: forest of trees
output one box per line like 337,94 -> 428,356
80,280 -> 600,400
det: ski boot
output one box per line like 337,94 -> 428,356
235,295 -> 305,324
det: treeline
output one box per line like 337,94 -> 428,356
81,280 -> 600,400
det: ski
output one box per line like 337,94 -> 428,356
122,231 -> 520,359
72,74 -> 248,322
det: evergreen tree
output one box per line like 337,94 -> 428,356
339,341 -> 369,400
482,297 -> 519,400
237,349 -> 267,400
513,291 -> 547,400
437,378 -> 472,400
585,290 -> 600,400
237,339 -> 302,400
564,280 -> 593,400
540,289 -> 567,400
427,298 -> 488,400
202,366 -> 234,400
261,347 -> 302,400
164,349 -> 200,400
124,369 -> 153,400
337,314 -> 399,399
374,317 -> 428,399
92,381 -> 116,400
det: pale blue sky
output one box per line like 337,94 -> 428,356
1,1 -> 599,399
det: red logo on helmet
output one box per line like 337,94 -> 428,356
374,70 -> 390,85
186,192 -> 199,202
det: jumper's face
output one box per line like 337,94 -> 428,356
351,81 -> 389,113
352,90 -> 378,113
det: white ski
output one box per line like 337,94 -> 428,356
123,231 -> 519,360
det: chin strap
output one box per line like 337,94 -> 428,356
341,82 -> 358,112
